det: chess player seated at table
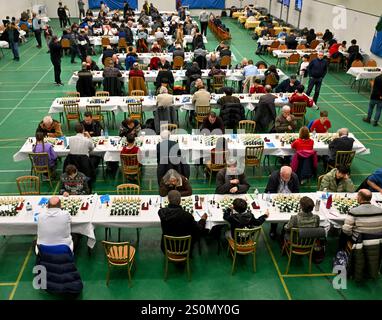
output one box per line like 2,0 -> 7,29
119,117 -> 141,138
33,132 -> 58,178
159,169 -> 192,197
121,134 -> 141,162
319,165 -> 355,193
275,74 -> 301,93
288,85 -> 314,108
249,78 -> 266,94
200,112 -> 225,134
150,41 -> 162,53
158,190 -> 207,254
36,115 -> 63,138
309,110 -> 331,134
59,164 -> 90,197
215,159 -> 250,195
275,105 -> 297,133
223,198 -> 269,240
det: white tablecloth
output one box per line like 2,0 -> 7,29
257,37 -> 310,46
347,67 -> 382,81
0,41 -> 9,49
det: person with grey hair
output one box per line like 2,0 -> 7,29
159,169 -> 192,197
215,159 -> 250,194
156,86 -> 173,107
275,105 -> 297,133
36,115 -> 63,137
158,190 -> 207,254
326,127 -> 354,167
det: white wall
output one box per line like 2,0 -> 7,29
0,0 -> 31,19
255,0 -> 382,65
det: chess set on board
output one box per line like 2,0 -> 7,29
197,135 -> 219,147
89,97 -> 110,104
332,195 -> 358,214
136,136 -> 161,147
60,197 -> 88,216
0,197 -> 25,217
239,135 -> 264,146
109,197 -> 144,216
279,133 -> 298,145
270,195 -> 301,213
364,67 -> 381,72
315,133 -> 338,144
163,196 -> 202,215
58,97 -> 80,105
28,137 -> 64,146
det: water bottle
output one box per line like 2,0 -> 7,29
100,129 -> 104,137
104,126 -> 109,139
254,188 -> 259,199
312,128 -> 317,139
63,136 -> 67,147
266,192 -> 271,206
322,188 -> 328,200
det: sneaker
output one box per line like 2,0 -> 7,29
373,121 -> 378,127
58,82 -> 64,86
363,117 -> 371,123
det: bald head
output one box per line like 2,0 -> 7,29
280,166 -> 292,182
265,85 -> 272,93
358,189 -> 372,203
48,196 -> 61,208
338,128 -> 349,137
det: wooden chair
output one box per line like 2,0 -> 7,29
351,60 -> 364,68
278,44 -> 288,50
309,39 -> 320,49
245,146 -> 264,175
116,183 -> 140,195
127,101 -> 143,122
326,150 -> 356,172
102,241 -> 136,287
238,120 -> 256,133
329,56 -> 341,72
95,91 -> 110,97
281,227 -> 323,274
16,176 -> 40,195
160,123 -> 178,133
267,40 -> 280,54
219,55 -> 231,69
205,149 -> 229,185
101,36 -> 111,49
291,102 -> 307,125
131,90 -> 145,96
228,227 -> 261,274
296,44 -> 306,50
211,74 -> 226,93
309,53 -> 318,62
163,235 -> 192,281
86,105 -> 104,124
63,104 -> 81,130
317,174 -> 325,190
366,59 -> 377,67
173,56 -> 184,70
120,154 -> 141,184
65,91 -> 80,97
28,153 -> 53,188
195,105 -> 211,128
117,37 -> 128,52
285,53 -> 300,70
61,38 -> 70,55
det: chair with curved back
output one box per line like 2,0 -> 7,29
117,38 -> 128,53
131,90 -> 145,96
296,44 -> 306,50
102,241 -> 136,287
329,56 -> 341,72
291,102 -> 307,126
16,176 -> 40,195
163,235 -> 192,281
244,145 -> 264,175
128,76 -> 148,96
86,105 -> 104,124
267,40 -> 280,55
28,153 -> 53,189
173,56 -> 184,70
278,44 -> 288,50
238,120 -> 256,133
195,105 -> 211,128
211,74 -> 226,93
309,53 -> 318,62
351,60 -> 364,68
317,174 -> 325,190
120,153 -> 141,184
101,37 -> 111,50
61,38 -> 71,55
309,39 -> 320,49
366,59 -> 377,67
127,101 -> 143,122
63,104 -> 81,130
285,53 -> 300,70
160,123 -> 178,133
228,227 -> 261,274
103,56 -> 113,68
205,149 -> 229,185
95,91 -> 110,97
65,91 -> 80,97
219,55 -> 232,69
326,150 -> 356,172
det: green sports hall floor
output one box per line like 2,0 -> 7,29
0,17 -> 381,300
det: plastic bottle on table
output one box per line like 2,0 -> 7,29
254,188 -> 259,199
104,126 -> 109,139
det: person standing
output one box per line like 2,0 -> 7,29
199,9 -> 209,37
5,22 -> 20,61
49,36 -> 63,86
363,74 -> 382,127
305,51 -> 328,104
64,5 -> 71,26
57,2 -> 67,28
78,0 -> 85,21
32,12 -> 42,48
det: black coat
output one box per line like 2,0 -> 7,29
49,42 -> 62,63
215,168 -> 250,194
155,70 -> 174,88
219,102 -> 245,129
370,74 -> 382,101
265,170 -> 300,193
223,208 -> 267,238
254,94 -> 276,133
308,58 -> 328,79
328,136 -> 355,162
275,79 -> 301,93
76,70 -> 95,97
158,204 -> 206,253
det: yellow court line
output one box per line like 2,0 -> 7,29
53,180 -> 60,195
261,229 -> 292,300
8,245 -> 33,300
281,273 -> 336,278
0,283 -> 16,286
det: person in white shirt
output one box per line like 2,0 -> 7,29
69,123 -> 94,156
37,196 -> 73,252
199,9 -> 209,36
155,27 -> 164,40
298,54 -> 310,86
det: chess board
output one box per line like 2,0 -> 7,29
110,197 -> 142,216
239,135 -> 264,146
60,197 -> 83,216
163,196 -> 195,215
136,136 -> 161,147
202,136 -> 219,147
315,133 -> 338,144
59,97 -> 80,104
332,195 -> 358,214
89,97 -> 109,104
279,133 -> 298,145
271,195 -> 301,213
0,197 -> 24,217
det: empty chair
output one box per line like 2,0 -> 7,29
326,150 -> 356,172
116,183 -> 140,195
63,104 -> 81,130
131,90 -> 145,96
309,39 -> 320,49
244,145 -> 264,175
173,56 -> 184,70
95,91 -> 110,97
238,120 -> 256,133
127,101 -> 143,122
285,53 -> 300,70
16,176 -> 40,195
195,105 -> 211,128
219,56 -> 231,69
267,40 -> 280,55
291,102 -> 307,125
163,235 -> 192,281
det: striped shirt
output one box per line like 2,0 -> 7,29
69,133 -> 94,156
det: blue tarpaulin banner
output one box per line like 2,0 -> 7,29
182,0 -> 225,9
88,0 -> 138,10
371,16 -> 382,57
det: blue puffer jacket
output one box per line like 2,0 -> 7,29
36,246 -> 83,295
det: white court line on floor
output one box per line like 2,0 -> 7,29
0,67 -> 53,128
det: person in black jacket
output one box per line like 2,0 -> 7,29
322,29 -> 333,43
305,51 -> 328,103
155,64 -> 174,90
285,30 -> 298,50
327,128 -> 354,167
76,62 -> 95,96
265,166 -> 300,239
216,159 -> 250,194
218,87 -> 245,130
223,198 -> 268,239
254,85 -> 276,133
49,36 -> 63,86
275,74 -> 301,93
158,190 -> 207,254
81,111 -> 102,137
57,2 -> 67,28
363,74 -> 382,126
3,22 -> 20,60
306,28 -> 316,47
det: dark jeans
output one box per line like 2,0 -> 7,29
59,17 -> 66,28
200,21 -> 208,36
34,29 -> 42,47
70,45 -> 81,63
306,77 -> 323,103
79,9 -> 85,20
10,41 -> 19,59
51,59 -> 61,84
366,99 -> 382,122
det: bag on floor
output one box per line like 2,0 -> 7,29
333,249 -> 349,270
312,239 -> 326,264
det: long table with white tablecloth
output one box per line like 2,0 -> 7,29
13,132 -> 369,164
68,68 -> 288,85
2,193 -> 382,244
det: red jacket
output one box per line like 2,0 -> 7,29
291,138 -> 314,151
329,43 -> 341,57
291,149 -> 318,173
249,85 -> 266,94
128,69 -> 145,78
289,92 -> 314,107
